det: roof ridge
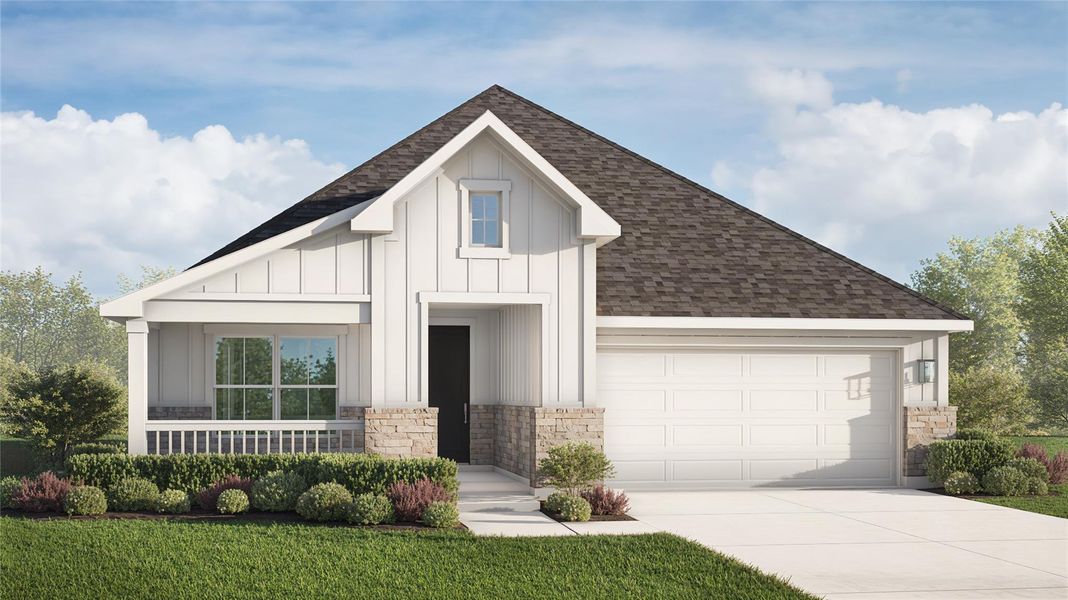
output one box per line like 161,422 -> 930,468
490,85 -> 967,320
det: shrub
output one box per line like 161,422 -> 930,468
581,485 -> 630,516
421,501 -> 459,528
0,476 -> 21,509
1048,452 -> 1068,484
538,442 -> 615,495
925,439 -> 1016,484
387,478 -> 452,523
982,466 -> 1027,496
156,489 -> 191,514
1007,457 -> 1049,483
943,471 -> 981,495
196,475 -> 253,511
949,366 -> 1032,435
345,493 -> 394,525
0,362 -> 125,464
63,485 -> 107,516
67,453 -> 457,497
70,442 -> 126,456
556,495 -> 592,522
296,483 -> 352,521
107,477 -> 160,511
954,429 -> 997,442
251,471 -> 307,512
11,471 -> 71,512
544,492 -> 569,514
1017,443 -> 1049,463
1024,477 -> 1049,496
216,489 -> 249,515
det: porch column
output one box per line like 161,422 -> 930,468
127,319 -> 149,454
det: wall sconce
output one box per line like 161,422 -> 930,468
918,359 -> 936,384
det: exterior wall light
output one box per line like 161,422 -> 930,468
918,359 -> 936,384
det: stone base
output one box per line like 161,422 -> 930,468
363,407 -> 438,457
482,405 -> 604,486
903,405 -> 958,477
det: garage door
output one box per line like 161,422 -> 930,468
598,349 -> 897,488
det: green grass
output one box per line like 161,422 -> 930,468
0,518 -> 815,599
971,436 -> 1068,519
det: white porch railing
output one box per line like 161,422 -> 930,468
143,420 -> 362,455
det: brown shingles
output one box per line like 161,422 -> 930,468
193,85 -> 964,321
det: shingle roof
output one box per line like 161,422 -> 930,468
194,85 -> 964,320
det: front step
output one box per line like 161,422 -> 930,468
458,493 -> 541,513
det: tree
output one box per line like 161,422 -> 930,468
116,265 -> 178,297
0,268 -> 126,377
1027,341 -> 1068,431
948,366 -> 1034,435
1,362 -> 126,463
911,227 -> 1035,374
1020,214 -> 1068,355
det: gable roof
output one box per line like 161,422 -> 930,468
194,85 -> 965,320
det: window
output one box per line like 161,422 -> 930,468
470,193 -> 501,247
458,179 -> 511,259
213,335 -> 338,420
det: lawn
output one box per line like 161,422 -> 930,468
971,436 -> 1068,519
0,518 -> 816,600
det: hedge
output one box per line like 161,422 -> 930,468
925,439 -> 1015,484
66,453 -> 458,496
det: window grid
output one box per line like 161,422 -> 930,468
470,193 -> 501,248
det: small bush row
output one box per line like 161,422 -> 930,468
929,430 -> 1062,498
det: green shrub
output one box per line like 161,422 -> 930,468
0,476 -> 21,509
107,477 -> 160,511
67,453 -> 457,497
544,492 -> 569,514
296,483 -> 352,521
216,489 -> 249,515
70,442 -> 126,456
345,493 -> 394,525
954,429 -> 997,442
156,489 -> 191,514
421,501 -> 459,528
251,471 -> 307,512
1024,477 -> 1049,496
925,439 -> 1016,483
63,486 -> 107,516
1006,457 -> 1049,483
538,443 -> 615,495
556,495 -> 592,522
982,466 -> 1027,496
943,471 -> 981,495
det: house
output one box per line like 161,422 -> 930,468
101,85 -> 972,489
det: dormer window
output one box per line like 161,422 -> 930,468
459,179 -> 511,259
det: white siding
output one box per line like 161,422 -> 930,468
499,304 -> 540,406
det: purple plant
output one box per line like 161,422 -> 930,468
11,471 -> 71,512
196,474 -> 253,510
581,485 -> 630,516
1047,452 -> 1068,485
387,479 -> 451,522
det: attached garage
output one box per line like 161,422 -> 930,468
598,347 -> 899,488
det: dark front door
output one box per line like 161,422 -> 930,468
429,325 -> 470,462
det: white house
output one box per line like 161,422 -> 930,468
101,86 -> 972,489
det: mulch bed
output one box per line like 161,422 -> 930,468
0,508 -> 465,531
538,502 -> 635,522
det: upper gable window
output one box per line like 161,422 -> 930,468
459,179 -> 511,259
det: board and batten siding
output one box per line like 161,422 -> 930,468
380,134 -> 590,406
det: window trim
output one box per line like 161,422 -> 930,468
210,333 -> 342,421
458,179 -> 511,259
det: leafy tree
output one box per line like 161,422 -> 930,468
1020,214 -> 1068,355
948,366 -> 1033,435
911,227 -> 1035,374
0,268 -> 125,377
116,265 -> 178,297
1027,342 -> 1068,430
1,362 -> 126,463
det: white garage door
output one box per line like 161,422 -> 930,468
598,349 -> 897,488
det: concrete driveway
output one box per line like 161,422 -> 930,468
627,488 -> 1068,600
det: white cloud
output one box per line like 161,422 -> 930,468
896,68 -> 913,93
748,68 -> 835,110
0,106 -> 346,294
721,69 -> 1068,280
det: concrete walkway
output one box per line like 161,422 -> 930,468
458,472 -> 1068,599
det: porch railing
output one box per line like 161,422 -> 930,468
143,420 -> 362,455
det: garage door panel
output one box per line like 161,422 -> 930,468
600,348 -> 897,488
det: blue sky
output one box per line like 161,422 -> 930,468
2,1 -> 1066,296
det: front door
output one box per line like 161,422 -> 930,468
429,325 -> 470,462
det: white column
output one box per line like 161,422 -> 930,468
127,319 -> 149,454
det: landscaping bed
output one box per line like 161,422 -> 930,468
0,517 -> 816,599
539,501 -> 636,522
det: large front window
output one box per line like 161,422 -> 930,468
214,335 -> 337,420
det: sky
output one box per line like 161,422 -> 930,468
1,1 -> 1066,297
